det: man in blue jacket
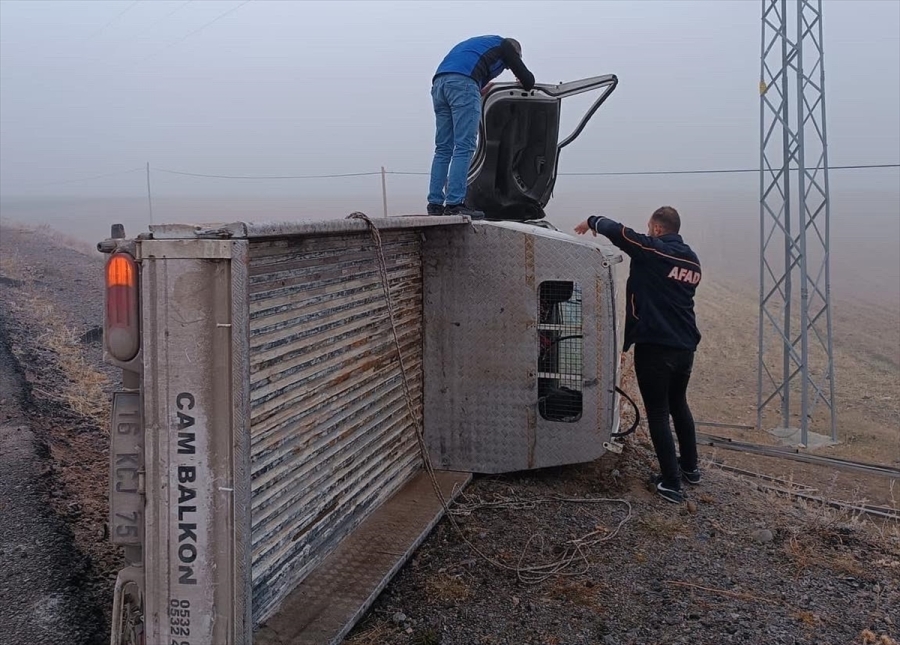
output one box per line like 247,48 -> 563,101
427,36 -> 536,218
575,207 -> 702,504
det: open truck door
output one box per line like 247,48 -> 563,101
465,75 -> 619,221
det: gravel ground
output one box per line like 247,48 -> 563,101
0,222 -> 897,645
345,447 -> 900,645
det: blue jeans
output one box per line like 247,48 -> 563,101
428,73 -> 481,206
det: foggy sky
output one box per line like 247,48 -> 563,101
0,0 -> 898,198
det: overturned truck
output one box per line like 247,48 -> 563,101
102,75 -> 622,645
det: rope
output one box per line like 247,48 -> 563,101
346,211 -> 633,584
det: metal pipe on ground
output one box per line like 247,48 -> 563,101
697,432 -> 900,479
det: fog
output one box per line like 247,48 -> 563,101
1,1 -> 898,191
1,1 -> 898,303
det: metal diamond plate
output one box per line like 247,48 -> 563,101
423,221 -> 621,473
252,470 -> 470,645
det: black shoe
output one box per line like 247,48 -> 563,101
681,468 -> 702,486
651,475 -> 684,504
445,203 -> 485,219
426,203 -> 445,216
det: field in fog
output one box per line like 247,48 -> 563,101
2,180 -> 898,466
2,176 -> 898,303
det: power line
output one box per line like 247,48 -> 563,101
556,163 -> 900,177
81,0 -> 142,46
75,0 -> 196,70
137,0 -> 252,64
386,163 -> 900,178
139,0 -> 195,37
155,168 -> 382,180
21,161 -> 898,190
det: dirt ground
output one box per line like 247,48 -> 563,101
0,224 -> 122,642
0,325 -> 107,644
685,277 -> 899,469
0,220 -> 897,645
344,451 -> 899,645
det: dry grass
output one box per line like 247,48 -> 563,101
635,512 -> 689,539
343,621 -> 396,645
785,533 -> 867,579
792,609 -> 818,626
0,226 -> 110,425
1,219 -> 98,257
3,279 -> 110,426
678,276 -> 900,466
775,483 -> 900,582
410,629 -> 442,645
425,573 -> 473,603
860,629 -> 899,645
0,247 -> 33,284
547,577 -> 604,609
343,618 -> 443,645
37,318 -> 110,424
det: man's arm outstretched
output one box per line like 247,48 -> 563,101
574,216 -> 658,259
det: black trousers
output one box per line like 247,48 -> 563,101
633,343 -> 698,489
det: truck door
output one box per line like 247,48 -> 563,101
465,74 -> 619,221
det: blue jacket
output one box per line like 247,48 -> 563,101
434,35 -> 535,90
589,216 -> 702,352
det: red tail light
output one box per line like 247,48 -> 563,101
105,252 -> 140,362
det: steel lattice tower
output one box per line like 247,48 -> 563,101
758,0 -> 836,447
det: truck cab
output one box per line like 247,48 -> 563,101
466,75 -> 618,221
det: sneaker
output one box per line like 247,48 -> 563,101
426,203 -> 445,216
651,475 -> 684,504
444,203 -> 485,219
681,468 -> 702,486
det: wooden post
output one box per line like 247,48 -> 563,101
381,166 -> 388,218
146,162 -> 154,225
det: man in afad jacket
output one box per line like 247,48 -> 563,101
575,206 -> 702,504
427,35 -> 536,218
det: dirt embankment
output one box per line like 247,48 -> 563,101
1,224 -> 122,643
0,330 -> 107,644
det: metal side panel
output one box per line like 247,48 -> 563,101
247,230 -> 425,627
422,222 -> 619,473
147,215 -> 470,240
140,240 -> 245,645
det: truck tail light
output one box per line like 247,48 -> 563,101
105,252 -> 140,362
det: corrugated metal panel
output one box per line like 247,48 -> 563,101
247,231 -> 425,626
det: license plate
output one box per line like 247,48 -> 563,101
110,391 -> 143,545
